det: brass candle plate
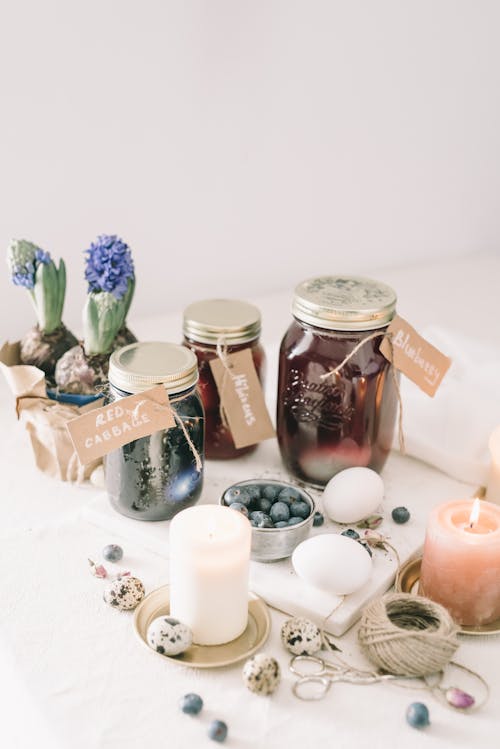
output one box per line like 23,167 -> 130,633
395,556 -> 500,636
134,585 -> 271,668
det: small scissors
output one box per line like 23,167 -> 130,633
290,655 -> 396,701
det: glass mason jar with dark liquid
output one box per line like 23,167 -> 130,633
183,299 -> 265,460
105,342 -> 204,521
277,276 -> 398,486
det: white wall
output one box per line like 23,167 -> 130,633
1,1 -> 499,340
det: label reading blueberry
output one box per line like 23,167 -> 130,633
210,349 -> 275,448
380,315 -> 451,397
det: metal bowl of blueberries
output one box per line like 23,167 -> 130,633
220,479 -> 315,562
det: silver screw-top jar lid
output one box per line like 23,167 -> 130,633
183,299 -> 261,345
109,342 -> 199,395
292,276 -> 397,331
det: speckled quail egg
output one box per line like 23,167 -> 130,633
280,617 -> 322,656
103,575 -> 145,611
242,654 -> 281,696
147,616 -> 193,656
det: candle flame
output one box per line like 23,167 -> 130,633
469,498 -> 481,528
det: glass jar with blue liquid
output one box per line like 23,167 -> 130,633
105,342 -> 204,521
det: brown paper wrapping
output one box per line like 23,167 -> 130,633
0,341 -> 102,482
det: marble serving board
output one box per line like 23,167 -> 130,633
82,440 -> 475,637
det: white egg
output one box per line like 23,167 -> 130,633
292,534 -> 372,595
322,467 -> 384,523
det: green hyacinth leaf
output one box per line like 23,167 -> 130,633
33,260 -> 61,333
122,276 -> 135,319
55,258 -> 67,324
83,292 -> 127,355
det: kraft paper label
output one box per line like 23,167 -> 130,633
210,348 -> 275,449
66,385 -> 176,464
380,315 -> 451,397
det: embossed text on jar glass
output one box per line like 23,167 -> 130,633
277,276 -> 398,486
183,299 -> 265,460
105,342 -> 204,521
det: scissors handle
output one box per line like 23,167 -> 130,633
289,655 -> 329,677
293,675 -> 333,701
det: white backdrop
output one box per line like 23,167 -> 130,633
1,1 -> 499,340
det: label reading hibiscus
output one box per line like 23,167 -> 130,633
67,385 -> 175,464
210,348 -> 275,449
380,315 -> 451,397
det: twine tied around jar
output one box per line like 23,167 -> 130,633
215,336 -> 233,431
130,400 -> 203,473
319,330 -> 405,455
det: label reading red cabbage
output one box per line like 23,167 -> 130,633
380,315 -> 451,397
66,385 -> 175,464
210,348 -> 275,448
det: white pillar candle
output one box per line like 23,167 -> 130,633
169,505 -> 251,646
486,425 -> 500,504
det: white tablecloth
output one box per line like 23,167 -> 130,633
1,252 -> 499,749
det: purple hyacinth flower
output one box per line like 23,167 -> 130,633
84,234 -> 134,300
35,248 -> 51,265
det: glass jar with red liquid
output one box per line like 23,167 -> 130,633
183,299 -> 265,460
277,276 -> 398,486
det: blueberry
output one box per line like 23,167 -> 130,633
341,529 -> 360,540
102,544 -> 123,563
208,720 -> 228,742
262,485 -> 280,501
313,512 -> 324,527
392,506 -> 410,524
406,702 -> 430,729
270,501 -> 290,523
229,502 -> 249,517
274,521 -> 289,528
290,500 -> 310,519
278,487 -> 301,505
288,516 -> 303,526
224,487 -> 251,507
258,497 -> 273,513
246,485 -> 262,501
250,511 -> 274,528
180,693 -> 203,715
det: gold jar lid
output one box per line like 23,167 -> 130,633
292,276 -> 397,331
183,299 -> 261,345
109,342 -> 198,395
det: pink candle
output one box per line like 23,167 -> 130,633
420,499 -> 500,626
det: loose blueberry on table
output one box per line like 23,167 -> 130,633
180,693 -> 203,715
208,720 -> 228,742
392,506 -> 410,524
313,511 -> 324,527
341,529 -> 360,540
406,702 -> 430,729
102,544 -> 123,562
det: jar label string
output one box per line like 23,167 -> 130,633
320,331 -> 406,454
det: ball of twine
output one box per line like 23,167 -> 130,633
358,593 -> 459,677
